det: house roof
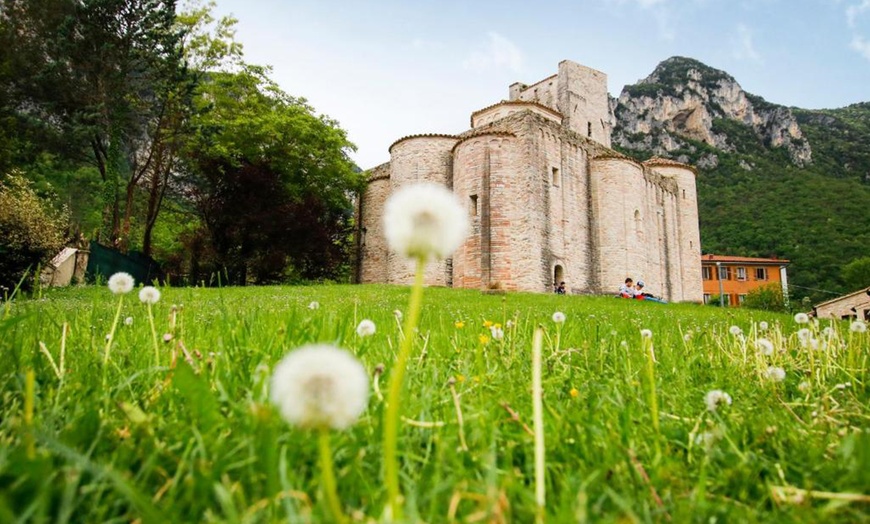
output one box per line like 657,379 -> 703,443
813,286 -> 870,308
701,254 -> 790,265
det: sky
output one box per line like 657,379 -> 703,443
210,0 -> 870,169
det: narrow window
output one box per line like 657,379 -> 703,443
551,167 -> 560,187
587,122 -> 592,137
738,294 -> 747,305
703,294 -> 712,304
736,267 -> 747,281
718,265 -> 731,280
470,194 -> 478,216
755,267 -> 767,280
702,266 -> 712,280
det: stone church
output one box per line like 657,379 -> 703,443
354,60 -> 703,302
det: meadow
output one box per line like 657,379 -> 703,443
0,283 -> 867,523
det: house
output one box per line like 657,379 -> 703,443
355,60 -> 703,302
701,254 -> 789,306
813,287 -> 870,320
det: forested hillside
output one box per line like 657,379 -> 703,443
613,57 -> 870,303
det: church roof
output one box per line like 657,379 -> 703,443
388,133 -> 458,153
470,100 -> 563,121
643,156 -> 697,173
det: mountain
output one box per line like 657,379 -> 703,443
611,56 -> 870,304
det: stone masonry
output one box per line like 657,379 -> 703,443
354,60 -> 703,302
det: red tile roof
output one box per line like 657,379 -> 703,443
702,254 -> 790,264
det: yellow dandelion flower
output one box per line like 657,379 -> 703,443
483,320 -> 494,328
454,321 -> 465,329
479,334 -> 490,345
494,323 -> 502,329
456,375 -> 466,383
569,388 -> 579,398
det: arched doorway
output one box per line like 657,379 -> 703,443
553,264 -> 564,292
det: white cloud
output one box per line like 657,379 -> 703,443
732,24 -> 763,63
411,38 -> 445,51
846,0 -> 870,28
850,34 -> 870,59
462,32 -> 524,73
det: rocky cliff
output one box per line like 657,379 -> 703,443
612,56 -> 812,168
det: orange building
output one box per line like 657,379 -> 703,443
701,254 -> 790,306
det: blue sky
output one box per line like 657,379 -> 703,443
211,0 -> 870,168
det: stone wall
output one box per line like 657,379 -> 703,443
358,163 -> 390,283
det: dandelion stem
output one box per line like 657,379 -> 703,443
102,295 -> 125,390
383,256 -> 426,521
24,369 -> 35,459
147,303 -> 160,367
532,327 -> 546,524
643,336 -> 661,446
318,429 -> 346,524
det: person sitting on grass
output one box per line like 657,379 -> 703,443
634,280 -> 667,304
618,278 -> 636,298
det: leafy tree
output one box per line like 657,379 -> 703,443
842,257 -> 870,291
0,173 -> 68,289
741,283 -> 787,312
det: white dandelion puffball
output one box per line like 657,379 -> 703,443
766,366 -> 786,382
759,321 -> 769,332
124,316 -> 134,326
640,329 -> 653,339
729,325 -> 742,336
108,272 -> 134,294
705,390 -> 732,412
393,309 -> 403,320
490,326 -> 504,340
552,311 -> 566,324
138,286 -> 161,305
308,301 -> 320,310
383,182 -> 469,261
756,338 -> 774,356
851,320 -> 867,333
270,344 -> 369,430
356,319 -> 376,337
794,312 -> 809,324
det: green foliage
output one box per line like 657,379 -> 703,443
842,257 -> 870,291
0,173 -> 68,288
742,283 -> 787,312
1,284 -> 867,521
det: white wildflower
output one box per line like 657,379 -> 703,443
797,328 -> 811,341
308,301 -> 320,310
766,366 -> 786,382
124,316 -> 134,326
851,320 -> 867,333
270,344 -> 369,430
705,390 -> 732,412
356,319 -> 376,337
383,182 -> 469,261
640,329 -> 653,339
162,333 -> 173,343
552,311 -> 566,324
756,338 -> 774,356
138,286 -> 161,305
759,321 -> 769,332
107,272 -> 134,294
729,325 -> 742,336
794,312 -> 809,324
490,326 -> 504,340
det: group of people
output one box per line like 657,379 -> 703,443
618,277 -> 667,303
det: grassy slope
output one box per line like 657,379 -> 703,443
0,284 -> 868,522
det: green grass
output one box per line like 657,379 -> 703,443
1,284 -> 868,523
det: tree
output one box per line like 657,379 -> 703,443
742,283 -> 787,312
0,173 -> 68,289
842,257 -> 870,291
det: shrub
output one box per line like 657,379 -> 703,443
742,283 -> 787,312
0,173 -> 68,289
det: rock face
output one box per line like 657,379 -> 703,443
613,57 -> 812,167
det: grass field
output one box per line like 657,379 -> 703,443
1,283 -> 868,523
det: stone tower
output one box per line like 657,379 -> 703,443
354,60 -> 703,302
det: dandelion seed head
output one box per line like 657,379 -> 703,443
356,319 -> 376,337
124,316 -> 134,326
756,338 -> 774,356
162,333 -> 173,343
797,328 -> 811,341
383,183 -> 468,261
822,326 -> 834,337
759,321 -> 769,332
393,309 -> 402,320
766,366 -> 786,382
729,325 -> 742,336
308,301 -> 320,310
794,312 -> 809,324
640,329 -> 653,338
798,381 -> 811,392
138,286 -> 161,305
552,311 -> 566,324
270,344 -> 369,430
490,326 -> 504,340
851,320 -> 867,333
506,320 -> 514,329
108,272 -> 134,294
705,390 -> 732,412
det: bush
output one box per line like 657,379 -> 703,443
742,283 -> 787,312
0,173 -> 68,289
